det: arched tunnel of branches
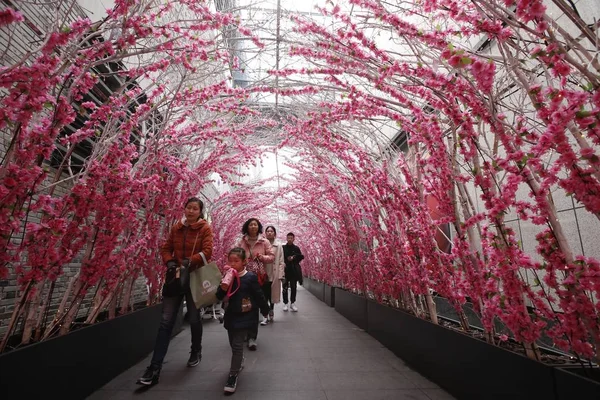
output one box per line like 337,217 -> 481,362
0,0 -> 599,363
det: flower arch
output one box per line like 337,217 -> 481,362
0,0 -> 599,363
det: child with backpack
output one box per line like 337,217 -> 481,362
216,247 -> 269,394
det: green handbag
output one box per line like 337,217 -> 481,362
189,253 -> 223,309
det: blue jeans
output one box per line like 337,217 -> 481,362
150,290 -> 202,368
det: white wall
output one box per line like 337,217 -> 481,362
77,0 -> 115,21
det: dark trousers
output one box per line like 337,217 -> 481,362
228,328 -> 248,375
150,290 -> 202,368
262,281 -> 274,310
282,280 -> 297,304
248,281 -> 273,341
248,319 -> 259,340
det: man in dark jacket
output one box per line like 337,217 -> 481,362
282,232 -> 304,312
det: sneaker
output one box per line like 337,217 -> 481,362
248,338 -> 257,351
260,317 -> 269,325
283,304 -> 289,312
187,351 -> 201,367
268,310 -> 274,322
224,374 -> 238,393
137,365 -> 160,385
291,303 -> 298,312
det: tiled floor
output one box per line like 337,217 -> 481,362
88,286 -> 457,400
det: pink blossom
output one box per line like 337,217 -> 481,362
552,62 -> 571,78
0,8 -> 23,26
470,59 -> 495,93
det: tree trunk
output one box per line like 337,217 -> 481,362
56,226 -> 99,336
409,290 -> 421,317
42,271 -> 78,340
34,280 -> 55,342
120,273 -> 138,314
108,284 -> 120,320
425,292 -> 439,325
20,280 -> 44,344
87,288 -> 115,324
58,283 -> 86,336
0,281 -> 33,352
457,309 -> 470,332
85,278 -> 105,324
523,341 -> 541,361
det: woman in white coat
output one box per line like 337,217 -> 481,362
261,225 -> 285,325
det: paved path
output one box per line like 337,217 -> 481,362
88,286 -> 457,400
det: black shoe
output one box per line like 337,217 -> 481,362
137,366 -> 160,385
224,374 -> 238,393
187,351 -> 201,367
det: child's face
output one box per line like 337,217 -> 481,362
228,254 -> 245,272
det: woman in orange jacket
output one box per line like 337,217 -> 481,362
137,197 -> 214,386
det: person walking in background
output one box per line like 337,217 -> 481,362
261,225 -> 285,325
217,247 -> 269,394
137,197 -> 214,386
236,218 -> 274,350
282,232 -> 304,312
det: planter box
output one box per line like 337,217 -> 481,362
304,277 -> 325,302
302,277 -> 311,294
323,283 -> 335,307
366,300 -> 557,400
334,288 -> 367,330
303,277 -> 313,293
328,290 -> 600,399
0,303 -> 183,399
304,278 -> 335,307
554,366 -> 600,400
